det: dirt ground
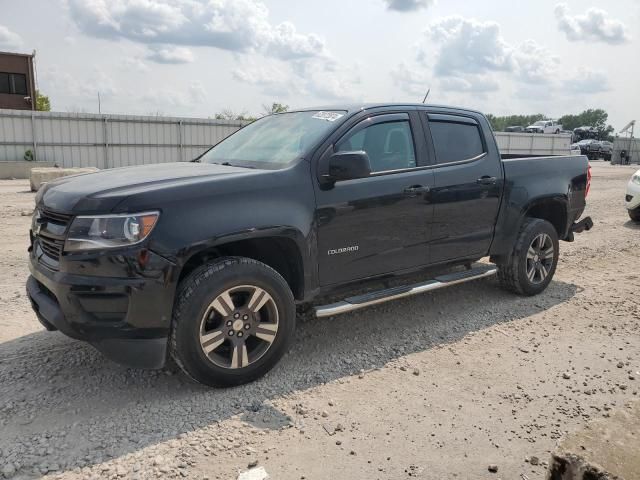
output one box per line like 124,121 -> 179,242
0,162 -> 639,480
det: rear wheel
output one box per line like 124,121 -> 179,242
170,257 -> 296,387
497,218 -> 559,296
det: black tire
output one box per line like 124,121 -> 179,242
170,257 -> 295,387
497,218 -> 559,296
629,209 -> 640,222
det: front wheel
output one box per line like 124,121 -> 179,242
629,209 -> 640,223
497,218 -> 559,295
170,257 -> 296,387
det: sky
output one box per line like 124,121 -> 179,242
1,0 -> 639,129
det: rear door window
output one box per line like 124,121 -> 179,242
428,119 -> 485,164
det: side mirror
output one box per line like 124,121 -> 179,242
327,151 -> 371,182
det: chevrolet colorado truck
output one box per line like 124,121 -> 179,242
26,104 -> 593,386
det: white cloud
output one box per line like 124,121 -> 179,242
302,61 -> 361,101
122,56 -> 150,73
67,0 -> 328,61
232,60 -> 304,97
39,66 -> 118,107
0,25 -> 23,50
439,75 -> 499,93
513,39 -> 560,84
391,62 -> 430,96
423,17 -> 513,77
554,3 -> 629,44
146,45 -> 194,64
563,68 -> 610,94
384,0 -> 434,12
264,22 -> 327,61
396,16 -> 575,97
140,81 -> 207,110
233,57 -> 360,101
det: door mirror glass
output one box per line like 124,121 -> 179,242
328,151 -> 371,181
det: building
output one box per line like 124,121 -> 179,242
0,51 -> 36,110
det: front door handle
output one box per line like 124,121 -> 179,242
476,176 -> 497,185
403,185 -> 430,195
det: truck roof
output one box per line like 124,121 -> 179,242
291,103 -> 486,117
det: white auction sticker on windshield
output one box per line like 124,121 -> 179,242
312,111 -> 344,122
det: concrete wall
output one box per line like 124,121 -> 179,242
0,109 -> 248,169
0,161 -> 55,179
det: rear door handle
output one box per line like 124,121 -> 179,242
403,185 -> 430,195
476,176 -> 497,185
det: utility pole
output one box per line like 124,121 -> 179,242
98,91 -> 101,114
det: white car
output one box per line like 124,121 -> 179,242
525,120 -> 562,134
626,169 -> 640,222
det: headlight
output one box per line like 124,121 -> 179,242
632,173 -> 640,185
65,211 -> 159,252
31,209 -> 41,233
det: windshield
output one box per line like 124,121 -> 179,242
200,111 -> 346,167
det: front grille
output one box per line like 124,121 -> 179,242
34,207 -> 73,266
41,208 -> 73,226
38,235 -> 64,261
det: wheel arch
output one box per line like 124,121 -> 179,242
177,230 -> 307,301
490,194 -> 569,263
523,195 -> 569,239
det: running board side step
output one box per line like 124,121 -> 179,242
314,264 -> 498,318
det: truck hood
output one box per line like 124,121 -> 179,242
38,162 -> 253,213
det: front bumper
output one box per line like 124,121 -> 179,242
27,246 -> 177,369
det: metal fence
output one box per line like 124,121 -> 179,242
494,132 -> 572,156
0,109 -> 248,169
1,109 -> 583,170
612,137 -> 640,164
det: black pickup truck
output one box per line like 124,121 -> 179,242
27,104 -> 593,386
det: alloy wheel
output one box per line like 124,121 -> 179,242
199,285 -> 279,369
526,233 -> 554,284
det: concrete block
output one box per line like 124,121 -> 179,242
0,161 -> 56,179
547,400 -> 640,480
30,167 -> 99,191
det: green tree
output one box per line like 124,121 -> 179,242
558,109 -> 614,141
486,113 -> 544,131
262,102 -> 289,115
213,109 -> 256,122
35,90 -> 51,111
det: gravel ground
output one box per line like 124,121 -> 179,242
0,162 -> 639,480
